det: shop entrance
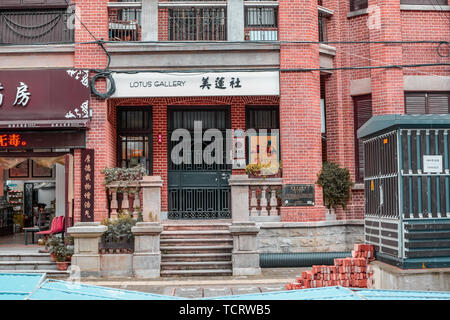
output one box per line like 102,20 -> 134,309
0,153 -> 74,246
167,107 -> 232,219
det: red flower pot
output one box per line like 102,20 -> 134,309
50,253 -> 56,262
56,261 -> 70,271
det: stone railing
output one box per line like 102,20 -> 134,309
106,176 -> 163,222
68,221 -> 163,278
106,181 -> 141,220
229,175 -> 282,222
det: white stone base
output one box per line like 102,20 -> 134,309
232,267 -> 262,276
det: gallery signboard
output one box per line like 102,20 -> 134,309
0,69 -> 91,128
110,71 -> 280,98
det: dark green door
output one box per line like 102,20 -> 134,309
168,107 -> 231,219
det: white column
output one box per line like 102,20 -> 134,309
141,0 -> 159,41
227,0 -> 244,41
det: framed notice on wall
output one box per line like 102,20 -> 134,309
32,161 -> 53,178
9,160 -> 29,178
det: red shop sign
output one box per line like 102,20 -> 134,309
0,131 -> 86,149
0,69 -> 91,128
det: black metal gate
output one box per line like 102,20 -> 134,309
168,107 -> 231,219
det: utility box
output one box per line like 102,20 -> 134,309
357,114 -> 450,268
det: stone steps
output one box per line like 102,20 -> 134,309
0,269 -> 70,278
160,269 -> 233,277
163,223 -> 231,232
0,253 -> 69,278
161,253 -> 232,262
160,238 -> 233,247
0,253 -> 52,262
0,261 -> 58,271
160,245 -> 233,255
161,261 -> 232,271
160,222 -> 233,276
160,230 -> 232,239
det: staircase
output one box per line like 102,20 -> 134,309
0,253 -> 69,278
160,221 -> 233,277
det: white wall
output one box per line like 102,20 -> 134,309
55,164 -> 65,217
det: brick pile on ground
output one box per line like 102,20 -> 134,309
285,244 -> 375,290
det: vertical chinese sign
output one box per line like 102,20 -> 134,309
80,149 -> 94,222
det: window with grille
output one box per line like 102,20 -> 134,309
405,92 -> 450,114
354,95 -> 372,182
349,0 -> 368,12
246,106 -> 280,165
117,107 -> 153,175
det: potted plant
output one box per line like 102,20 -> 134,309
245,161 -> 281,178
316,162 -> 354,217
54,245 -> 70,271
101,214 -> 136,254
46,235 -> 63,262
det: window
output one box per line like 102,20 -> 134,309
405,92 -> 450,114
350,0 -> 368,12
117,107 -> 152,175
354,95 -> 372,182
246,106 -> 280,167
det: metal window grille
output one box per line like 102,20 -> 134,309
244,7 -> 278,41
168,7 -> 227,41
0,10 -> 74,44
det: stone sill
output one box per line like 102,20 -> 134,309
347,8 -> 369,18
400,4 -> 450,11
319,43 -> 336,57
257,219 -> 364,229
106,41 -> 280,53
0,43 -> 75,54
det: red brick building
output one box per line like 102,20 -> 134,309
0,0 -> 448,231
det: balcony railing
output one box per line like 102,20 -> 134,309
168,7 -> 227,41
105,1 -> 331,44
108,2 -> 142,41
244,6 -> 278,41
0,10 -> 74,45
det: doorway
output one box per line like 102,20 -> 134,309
167,107 -> 232,219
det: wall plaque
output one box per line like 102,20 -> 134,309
282,184 -> 315,206
80,149 -> 94,222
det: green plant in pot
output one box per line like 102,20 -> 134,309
54,245 -> 70,271
316,162 -> 354,215
46,235 -> 63,262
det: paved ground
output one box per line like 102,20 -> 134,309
80,268 -> 309,298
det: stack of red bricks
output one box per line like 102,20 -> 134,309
285,244 -> 375,290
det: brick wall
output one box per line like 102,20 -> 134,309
69,0 -> 449,223
278,0 -> 325,221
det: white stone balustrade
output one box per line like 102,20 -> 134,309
229,175 -> 282,222
106,176 -> 163,222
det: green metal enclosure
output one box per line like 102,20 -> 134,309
358,115 -> 450,268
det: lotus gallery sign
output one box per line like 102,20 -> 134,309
110,71 -> 280,98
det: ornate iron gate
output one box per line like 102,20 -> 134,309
168,107 -> 231,219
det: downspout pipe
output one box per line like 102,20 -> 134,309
260,252 -> 352,268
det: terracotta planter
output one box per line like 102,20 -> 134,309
66,255 -> 72,262
50,253 -> 56,262
56,261 -> 70,271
